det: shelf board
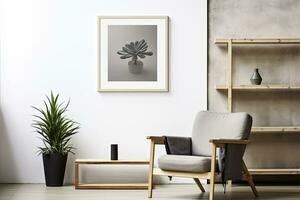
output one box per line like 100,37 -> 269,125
252,126 -> 300,133
249,168 -> 300,175
215,84 -> 300,91
215,38 -> 300,44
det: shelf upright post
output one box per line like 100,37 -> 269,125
227,39 -> 233,112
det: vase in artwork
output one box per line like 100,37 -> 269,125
250,68 -> 262,85
128,60 -> 143,74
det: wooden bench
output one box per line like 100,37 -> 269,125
74,159 -> 150,189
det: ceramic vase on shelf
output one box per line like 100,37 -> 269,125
250,68 -> 262,85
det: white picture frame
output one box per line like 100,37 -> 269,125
97,16 -> 169,92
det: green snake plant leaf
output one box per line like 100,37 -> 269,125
32,91 -> 80,155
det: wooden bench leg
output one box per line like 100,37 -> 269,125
74,163 -> 79,189
193,178 -> 205,192
242,160 -> 258,197
209,143 -> 217,200
148,141 -> 155,198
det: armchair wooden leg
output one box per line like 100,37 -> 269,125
193,178 -> 205,192
242,160 -> 258,197
227,180 -> 232,191
148,141 -> 155,198
209,143 -> 217,200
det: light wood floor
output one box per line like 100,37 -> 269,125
1,183 -> 300,200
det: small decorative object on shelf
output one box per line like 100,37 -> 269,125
250,68 -> 262,85
111,144 -> 118,160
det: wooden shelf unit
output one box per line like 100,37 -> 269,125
215,38 -> 300,175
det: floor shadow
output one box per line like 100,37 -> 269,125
0,109 -> 19,183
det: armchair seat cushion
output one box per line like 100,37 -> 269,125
158,155 -> 211,173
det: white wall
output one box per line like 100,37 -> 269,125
0,0 -> 207,183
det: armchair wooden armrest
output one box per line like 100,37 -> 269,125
209,139 -> 250,144
209,139 -> 250,148
147,136 -> 165,145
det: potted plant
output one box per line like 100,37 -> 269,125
32,92 -> 79,186
117,39 -> 153,74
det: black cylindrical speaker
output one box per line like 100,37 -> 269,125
111,144 -> 118,160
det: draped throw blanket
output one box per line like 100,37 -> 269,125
164,136 -> 192,180
164,136 -> 192,155
218,144 -> 246,192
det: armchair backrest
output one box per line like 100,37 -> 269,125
191,111 -> 252,156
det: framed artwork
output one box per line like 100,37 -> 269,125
97,16 -> 169,92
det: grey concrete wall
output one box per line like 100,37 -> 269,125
209,0 -> 300,169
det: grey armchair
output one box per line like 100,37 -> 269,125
147,111 -> 258,200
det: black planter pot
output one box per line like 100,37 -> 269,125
42,153 -> 67,186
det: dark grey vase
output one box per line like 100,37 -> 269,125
250,68 -> 262,85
